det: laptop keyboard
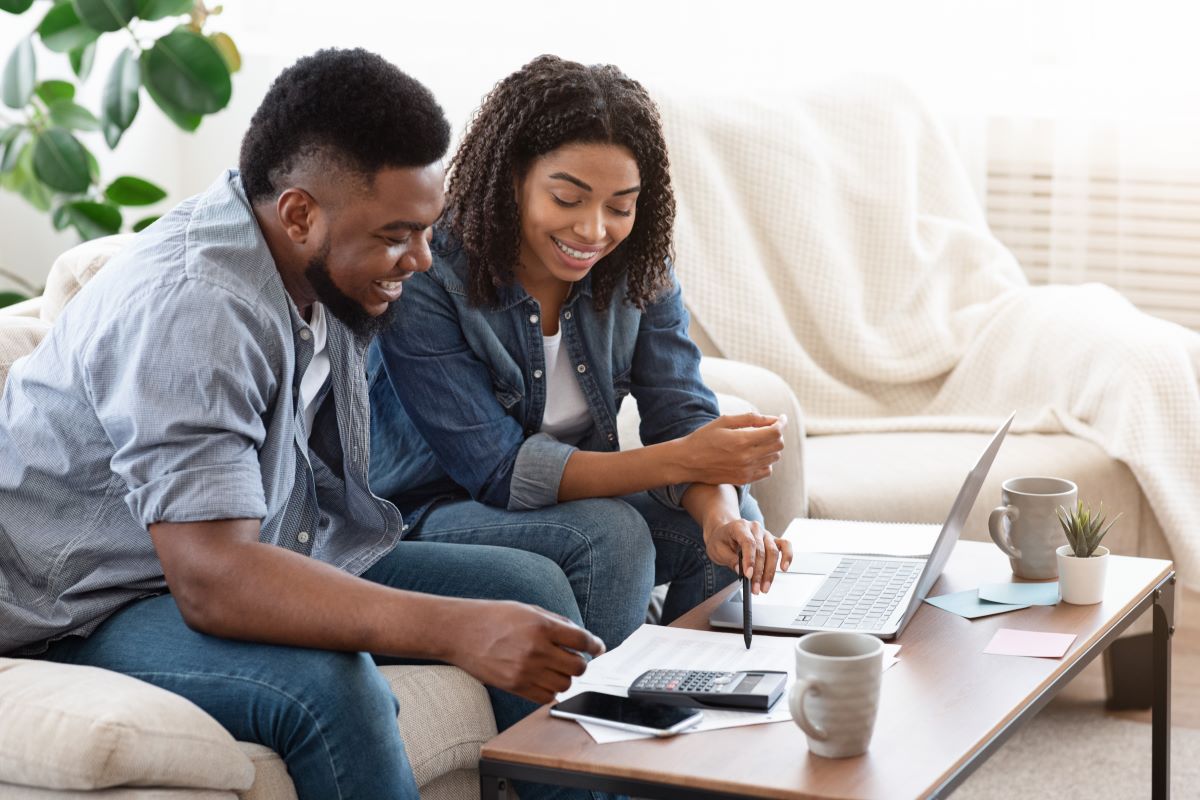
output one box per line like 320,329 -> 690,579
794,558 -> 922,630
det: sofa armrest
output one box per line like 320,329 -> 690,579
699,357 -> 807,533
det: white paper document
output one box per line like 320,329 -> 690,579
783,517 -> 941,560
560,624 -> 900,743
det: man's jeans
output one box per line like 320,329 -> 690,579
38,541 -> 602,800
411,491 -> 762,645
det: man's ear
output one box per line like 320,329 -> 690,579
276,188 -> 318,245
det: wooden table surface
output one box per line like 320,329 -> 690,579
481,540 -> 1172,799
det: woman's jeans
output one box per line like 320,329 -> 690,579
38,541 -> 606,800
410,491 -> 762,647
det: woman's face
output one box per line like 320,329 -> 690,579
516,142 -> 641,287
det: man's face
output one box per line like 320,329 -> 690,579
306,163 -> 445,336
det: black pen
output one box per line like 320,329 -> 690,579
739,555 -> 752,649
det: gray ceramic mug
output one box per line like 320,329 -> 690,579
788,632 -> 883,758
988,476 -> 1078,579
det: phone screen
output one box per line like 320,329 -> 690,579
551,692 -> 700,732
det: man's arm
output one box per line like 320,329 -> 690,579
150,519 -> 603,704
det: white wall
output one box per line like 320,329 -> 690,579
2,0 -> 1200,288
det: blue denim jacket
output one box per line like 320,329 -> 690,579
369,227 -> 722,525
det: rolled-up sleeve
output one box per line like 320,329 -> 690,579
83,282 -> 277,526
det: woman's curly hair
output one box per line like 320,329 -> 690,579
446,54 -> 675,311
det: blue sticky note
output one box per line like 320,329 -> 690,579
924,589 -> 1029,619
978,582 -> 1060,606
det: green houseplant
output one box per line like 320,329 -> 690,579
0,0 -> 240,307
1055,500 -> 1121,605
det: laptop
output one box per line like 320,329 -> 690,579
710,412 -> 1014,641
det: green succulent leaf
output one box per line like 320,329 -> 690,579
2,37 -> 36,109
0,291 -> 29,309
101,48 -> 140,148
32,127 -> 91,193
105,175 -> 165,206
68,41 -> 96,81
141,29 -> 231,118
38,3 -> 101,53
48,99 -> 100,131
0,0 -> 35,14
58,199 -> 122,240
135,0 -> 192,21
131,213 -> 158,232
208,32 -> 240,74
35,79 -> 75,105
72,0 -> 137,32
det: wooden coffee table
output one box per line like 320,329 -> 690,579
479,540 -> 1175,799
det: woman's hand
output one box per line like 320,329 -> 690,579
703,518 -> 793,594
670,413 -> 786,486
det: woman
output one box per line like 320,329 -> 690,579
369,55 -> 791,649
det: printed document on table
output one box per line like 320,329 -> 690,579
559,624 -> 900,743
783,517 -> 941,561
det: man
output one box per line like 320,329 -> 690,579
0,49 -> 602,799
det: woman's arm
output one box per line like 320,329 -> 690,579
557,411 -> 786,501
681,483 -> 792,594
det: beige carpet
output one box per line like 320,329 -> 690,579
952,704 -> 1200,798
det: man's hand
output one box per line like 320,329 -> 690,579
448,601 -> 605,704
703,518 -> 793,595
672,413 -> 786,486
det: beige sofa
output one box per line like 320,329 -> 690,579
0,236 -> 806,798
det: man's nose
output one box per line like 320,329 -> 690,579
403,231 -> 434,273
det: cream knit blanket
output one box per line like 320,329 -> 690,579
658,77 -> 1200,578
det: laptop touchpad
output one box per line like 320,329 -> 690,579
748,573 -> 825,608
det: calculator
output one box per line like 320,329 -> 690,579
628,669 -> 788,710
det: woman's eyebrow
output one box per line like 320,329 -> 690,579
549,172 -> 641,197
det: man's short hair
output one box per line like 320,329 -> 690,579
239,48 -> 451,205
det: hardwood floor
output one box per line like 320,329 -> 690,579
1049,586 -> 1199,727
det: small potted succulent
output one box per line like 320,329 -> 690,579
1056,500 -> 1121,605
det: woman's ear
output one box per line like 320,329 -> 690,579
276,188 -> 318,244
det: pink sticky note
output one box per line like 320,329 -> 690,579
984,628 -> 1077,658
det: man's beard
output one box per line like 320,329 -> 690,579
304,243 -> 402,339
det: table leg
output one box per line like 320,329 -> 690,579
1152,575 -> 1174,800
479,773 -> 507,800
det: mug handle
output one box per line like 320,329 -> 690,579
988,505 -> 1022,560
788,676 -> 828,742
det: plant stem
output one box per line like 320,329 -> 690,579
0,267 -> 38,295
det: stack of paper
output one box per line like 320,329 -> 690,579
560,624 -> 900,743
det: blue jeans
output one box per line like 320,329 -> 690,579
411,491 -> 762,640
37,541 -> 606,800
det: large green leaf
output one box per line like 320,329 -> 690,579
105,175 -> 165,205
0,0 -> 35,13
32,127 -> 90,192
0,142 -> 53,211
2,38 -> 35,109
141,30 -> 230,117
48,99 -> 100,131
38,3 -> 101,53
35,79 -> 75,104
101,47 -> 140,148
68,41 -> 96,80
58,200 -> 122,240
0,127 -> 29,172
135,0 -> 191,21
0,291 -> 29,309
72,0 -> 137,32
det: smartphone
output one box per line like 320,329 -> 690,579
549,691 -> 704,737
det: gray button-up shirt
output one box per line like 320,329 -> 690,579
0,170 -> 404,655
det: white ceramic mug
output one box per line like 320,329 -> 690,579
788,631 -> 883,758
988,476 -> 1078,579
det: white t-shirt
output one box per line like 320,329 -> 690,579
540,330 -> 591,443
298,302 -> 330,441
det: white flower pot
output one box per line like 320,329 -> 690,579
1056,544 -> 1109,605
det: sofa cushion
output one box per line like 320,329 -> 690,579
805,431 -> 1148,558
0,315 -> 50,391
0,658 -> 254,792
40,235 -> 133,324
